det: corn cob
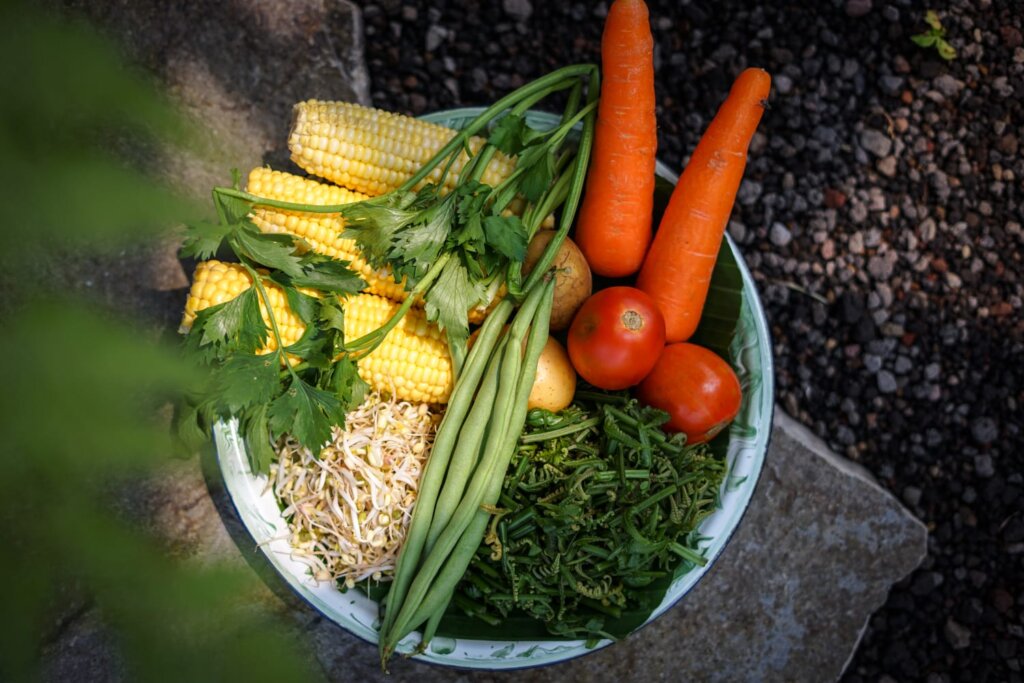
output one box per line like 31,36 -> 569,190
181,260 -> 453,404
344,293 -> 453,404
181,260 -> 306,350
245,167 -> 499,324
245,168 -> 407,302
288,100 -> 517,196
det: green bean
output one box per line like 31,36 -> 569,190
382,280 -> 550,651
423,356 -> 501,554
385,338 -> 520,646
398,278 -> 555,645
422,358 -> 520,652
419,587 -> 451,650
377,299 -> 512,646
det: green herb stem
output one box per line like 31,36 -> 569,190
593,469 -> 651,482
668,542 -> 708,567
344,253 -> 450,356
461,78 -> 570,187
518,66 -> 598,296
397,64 -> 595,193
579,597 -> 622,619
630,485 -> 679,516
506,168 -> 573,300
604,405 -> 684,451
238,260 -> 292,379
519,416 -> 601,443
486,99 -> 596,203
211,186 -> 355,215
561,80 -> 584,127
546,100 -> 598,150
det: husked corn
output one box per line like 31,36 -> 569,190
288,100 -> 517,196
245,167 -> 499,324
180,260 -> 453,403
245,167 -> 407,301
181,260 -> 305,351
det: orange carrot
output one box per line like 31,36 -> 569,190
573,0 -> 656,278
636,68 -> 771,342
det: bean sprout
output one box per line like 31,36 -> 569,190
268,391 -> 439,588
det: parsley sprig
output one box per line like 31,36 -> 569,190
339,70 -> 597,374
177,64 -> 599,473
176,177 -> 369,473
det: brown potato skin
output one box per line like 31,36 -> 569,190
527,336 -> 577,412
523,231 -> 593,331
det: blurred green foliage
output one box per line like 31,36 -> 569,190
0,5 -> 320,681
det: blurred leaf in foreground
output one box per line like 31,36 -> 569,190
0,4 -> 319,682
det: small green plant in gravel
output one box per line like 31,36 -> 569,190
911,10 -> 956,61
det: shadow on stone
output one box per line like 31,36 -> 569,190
198,446 -> 318,621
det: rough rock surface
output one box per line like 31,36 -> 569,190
59,0 -> 370,199
42,412 -> 926,682
49,0 -> 371,327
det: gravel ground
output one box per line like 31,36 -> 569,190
360,0 -> 1023,679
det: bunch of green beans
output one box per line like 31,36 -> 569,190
376,63 -> 598,669
378,277 -> 555,664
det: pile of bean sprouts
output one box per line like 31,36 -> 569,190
268,391 -> 438,588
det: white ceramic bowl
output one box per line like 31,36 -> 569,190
214,108 -> 774,670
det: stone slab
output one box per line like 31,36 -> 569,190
49,0 -> 372,325
60,0 -> 370,199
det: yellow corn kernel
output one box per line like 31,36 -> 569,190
245,168 -> 499,324
180,260 -> 304,352
288,100 -> 516,196
180,261 -> 453,404
245,167 -> 407,301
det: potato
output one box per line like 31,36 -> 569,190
528,336 -> 577,412
523,231 -> 592,331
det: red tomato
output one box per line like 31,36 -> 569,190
636,343 -> 742,444
567,286 -> 666,390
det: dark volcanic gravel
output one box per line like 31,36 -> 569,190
361,0 -> 1023,679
